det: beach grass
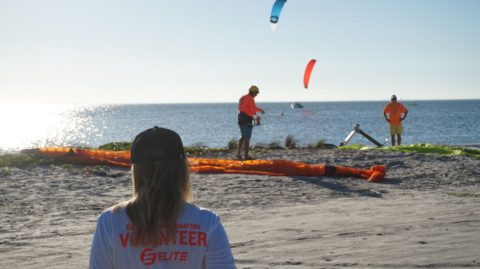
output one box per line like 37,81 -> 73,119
98,142 -> 131,151
98,141 -> 228,156
385,144 -> 480,158
339,143 -> 480,159
285,135 -> 297,149
307,138 -> 336,149
337,144 -> 365,150
0,153 -> 59,168
1,143 -> 479,168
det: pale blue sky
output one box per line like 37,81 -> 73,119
1,0 -> 479,104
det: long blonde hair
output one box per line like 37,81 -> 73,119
125,159 -> 192,246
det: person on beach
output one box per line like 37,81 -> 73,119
89,126 -> 236,269
383,95 -> 408,146
237,85 -> 265,160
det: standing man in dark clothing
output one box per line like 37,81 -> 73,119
236,85 -> 265,160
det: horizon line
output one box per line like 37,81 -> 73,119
1,98 -> 479,106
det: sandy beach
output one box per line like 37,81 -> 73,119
1,148 -> 479,268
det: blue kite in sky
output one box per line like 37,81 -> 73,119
270,0 -> 287,31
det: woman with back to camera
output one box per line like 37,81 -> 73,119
89,126 -> 236,268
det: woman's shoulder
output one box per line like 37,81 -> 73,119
96,202 -> 128,221
183,203 -> 221,223
184,203 -> 217,214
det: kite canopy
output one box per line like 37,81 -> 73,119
303,59 -> 317,89
270,0 -> 287,31
34,147 -> 387,182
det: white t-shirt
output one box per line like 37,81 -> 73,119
89,203 -> 236,269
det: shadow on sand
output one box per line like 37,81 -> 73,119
290,175 -> 402,198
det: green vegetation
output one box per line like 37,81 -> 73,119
306,139 -> 325,149
0,153 -> 59,168
74,141 -> 480,159
339,143 -> 480,159
337,144 -> 366,150
98,142 -> 131,151
184,146 -> 226,156
307,139 -> 337,149
1,143 -> 478,169
255,142 -> 282,150
284,135 -> 297,149
383,144 -> 480,158
98,141 -> 228,156
227,139 -> 238,150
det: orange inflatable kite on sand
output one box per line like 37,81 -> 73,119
35,148 -> 386,182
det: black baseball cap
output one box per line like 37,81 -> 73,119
131,126 -> 185,163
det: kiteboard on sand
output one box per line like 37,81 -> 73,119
340,124 -> 385,147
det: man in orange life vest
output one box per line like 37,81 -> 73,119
236,85 -> 265,160
383,94 -> 408,146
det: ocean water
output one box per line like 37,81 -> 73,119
1,100 -> 479,153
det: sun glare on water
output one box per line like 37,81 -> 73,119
0,104 -> 89,152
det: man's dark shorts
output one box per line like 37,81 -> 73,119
238,112 -> 253,140
240,124 -> 253,140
